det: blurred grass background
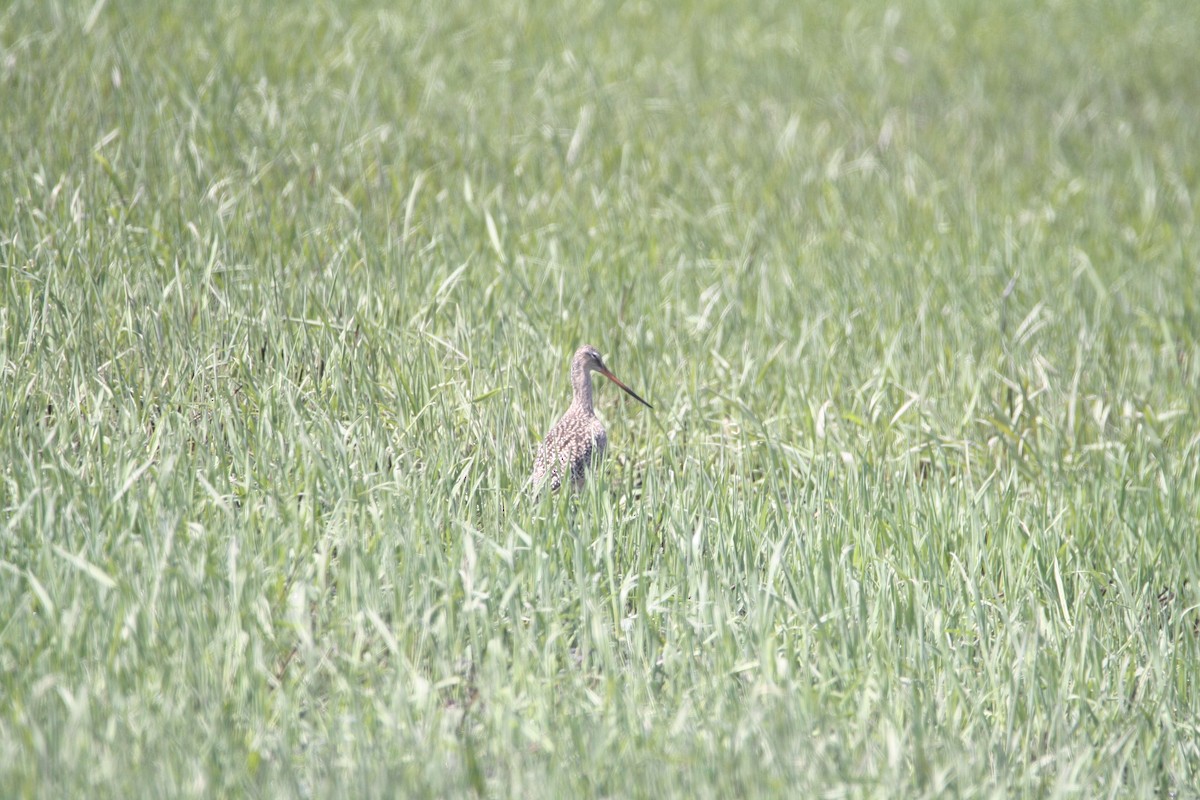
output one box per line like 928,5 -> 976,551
2,0 -> 1198,796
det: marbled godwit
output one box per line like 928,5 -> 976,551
530,345 -> 652,492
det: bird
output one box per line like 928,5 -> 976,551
530,344 -> 653,493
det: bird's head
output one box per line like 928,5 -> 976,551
573,344 -> 652,409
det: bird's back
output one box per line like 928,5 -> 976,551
531,408 -> 607,492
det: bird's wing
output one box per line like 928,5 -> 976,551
529,428 -> 564,493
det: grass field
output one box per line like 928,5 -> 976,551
3,0 -> 1199,796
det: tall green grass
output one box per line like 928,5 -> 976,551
2,0 -> 1198,796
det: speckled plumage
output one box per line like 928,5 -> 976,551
530,345 -> 652,493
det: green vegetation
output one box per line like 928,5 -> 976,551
2,0 -> 1198,796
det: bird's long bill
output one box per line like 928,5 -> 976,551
598,367 -> 653,409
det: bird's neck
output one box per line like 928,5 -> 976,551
570,362 -> 594,414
